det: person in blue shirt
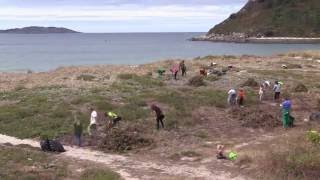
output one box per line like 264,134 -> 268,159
281,98 -> 294,128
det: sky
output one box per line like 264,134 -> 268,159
0,0 -> 247,33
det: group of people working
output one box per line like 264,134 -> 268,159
72,105 -> 164,147
72,62 -> 294,147
227,80 -> 293,128
158,60 -> 187,80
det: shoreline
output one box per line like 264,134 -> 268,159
191,35 -> 320,44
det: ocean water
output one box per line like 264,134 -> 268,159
1,32 -> 320,72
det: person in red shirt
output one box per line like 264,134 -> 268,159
237,89 -> 245,107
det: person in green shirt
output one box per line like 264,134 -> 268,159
157,67 -> 166,79
106,112 -> 122,128
73,116 -> 83,147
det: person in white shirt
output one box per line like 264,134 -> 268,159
273,81 -> 281,101
263,80 -> 271,88
259,85 -> 264,101
88,107 -> 97,136
227,89 -> 237,106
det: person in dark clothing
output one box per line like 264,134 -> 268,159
73,117 -> 83,147
40,138 -> 66,152
151,104 -> 165,130
179,60 -> 187,76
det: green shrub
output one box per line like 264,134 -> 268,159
307,130 -> 320,145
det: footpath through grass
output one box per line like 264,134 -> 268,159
0,145 -> 120,180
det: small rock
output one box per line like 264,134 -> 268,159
181,157 -> 197,161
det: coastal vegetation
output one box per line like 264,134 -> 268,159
0,52 -> 320,178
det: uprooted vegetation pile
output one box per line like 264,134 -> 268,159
188,75 -> 205,87
232,105 -> 281,129
241,78 -> 259,87
99,125 -> 154,152
293,83 -> 308,92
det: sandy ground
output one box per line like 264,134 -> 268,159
0,134 -> 247,180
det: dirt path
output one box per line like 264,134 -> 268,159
0,134 -> 247,180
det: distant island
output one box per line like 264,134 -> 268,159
192,0 -> 320,43
0,26 -> 80,34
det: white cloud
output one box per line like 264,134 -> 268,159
0,5 -> 241,21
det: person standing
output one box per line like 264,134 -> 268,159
273,81 -> 281,101
237,89 -> 245,107
227,88 -> 237,106
170,65 -> 179,80
151,104 -> 165,130
281,98 -> 293,128
259,85 -> 264,101
73,115 -> 83,147
88,107 -> 97,136
179,60 -> 187,76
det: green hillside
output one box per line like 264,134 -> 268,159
208,0 -> 320,37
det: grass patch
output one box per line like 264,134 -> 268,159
81,169 -> 121,180
205,75 -> 220,82
117,73 -> 164,88
77,74 -> 96,81
0,87 -> 89,139
0,145 -> 70,180
257,135 -> 320,180
248,69 -> 304,80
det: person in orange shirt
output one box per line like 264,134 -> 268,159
237,88 -> 245,107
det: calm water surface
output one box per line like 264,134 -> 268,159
1,32 -> 320,72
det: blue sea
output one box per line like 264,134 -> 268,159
1,32 -> 320,72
